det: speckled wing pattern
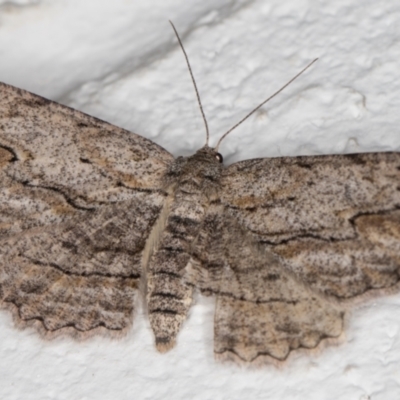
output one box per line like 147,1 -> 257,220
1,81 -> 400,365
189,154 -> 400,362
0,82 -> 173,338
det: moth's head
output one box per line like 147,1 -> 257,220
173,145 -> 224,191
192,145 -> 223,165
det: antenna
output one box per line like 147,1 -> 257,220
214,58 -> 318,151
169,21 -> 210,145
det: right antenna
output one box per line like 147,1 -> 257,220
214,58 -> 319,151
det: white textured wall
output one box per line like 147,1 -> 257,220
1,1 -> 400,399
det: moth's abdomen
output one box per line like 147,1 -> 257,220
146,190 -> 206,352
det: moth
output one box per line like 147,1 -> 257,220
0,24 -> 399,365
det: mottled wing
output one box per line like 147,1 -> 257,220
191,153 -> 400,363
189,204 -> 344,363
0,82 -> 174,338
221,153 -> 400,299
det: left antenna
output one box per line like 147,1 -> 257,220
169,21 -> 210,145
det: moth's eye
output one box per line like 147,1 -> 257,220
215,153 -> 223,163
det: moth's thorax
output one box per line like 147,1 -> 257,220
165,145 -> 223,197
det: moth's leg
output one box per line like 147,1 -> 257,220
146,197 -> 205,351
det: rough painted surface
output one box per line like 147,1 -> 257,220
0,0 -> 400,399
